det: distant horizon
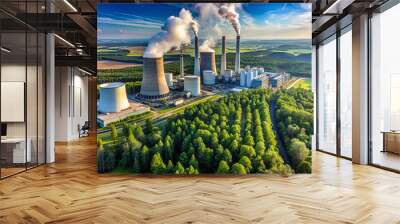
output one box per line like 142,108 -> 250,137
98,38 -> 312,44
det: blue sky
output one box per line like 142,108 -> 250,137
98,3 -> 311,41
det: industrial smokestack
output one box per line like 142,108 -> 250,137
180,48 -> 184,77
235,35 -> 240,74
221,36 -> 226,76
200,51 -> 217,76
194,36 -> 200,76
140,57 -> 170,99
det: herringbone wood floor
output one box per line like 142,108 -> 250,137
1,136 -> 400,224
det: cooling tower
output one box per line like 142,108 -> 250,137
221,36 -> 226,76
140,57 -> 170,99
235,35 -> 240,74
165,72 -> 173,87
200,51 -> 217,76
184,75 -> 201,96
194,36 -> 200,76
98,82 -> 130,113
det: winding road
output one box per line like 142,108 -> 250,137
98,94 -> 222,135
269,99 -> 291,165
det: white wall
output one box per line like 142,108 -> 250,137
1,64 -> 26,138
54,66 -> 89,141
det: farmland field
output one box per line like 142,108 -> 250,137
292,78 -> 312,90
98,40 -> 312,84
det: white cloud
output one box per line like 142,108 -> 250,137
98,14 -> 164,29
239,10 -> 311,40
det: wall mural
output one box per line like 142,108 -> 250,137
97,3 -> 313,175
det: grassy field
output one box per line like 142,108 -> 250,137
292,78 -> 311,90
271,49 -> 312,56
123,46 -> 261,57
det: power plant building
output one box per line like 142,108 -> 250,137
240,71 -> 246,86
139,57 -> 170,100
98,82 -> 130,113
223,69 -> 234,82
240,66 -> 272,88
252,75 -> 269,89
97,82 -> 150,127
184,75 -> 201,96
203,70 -> 216,85
270,72 -> 290,88
240,69 -> 256,88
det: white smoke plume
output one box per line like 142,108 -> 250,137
144,9 -> 197,58
194,3 -> 241,54
194,3 -> 223,55
199,39 -> 215,52
218,4 -> 241,34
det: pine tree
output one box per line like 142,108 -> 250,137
185,165 -> 199,175
150,153 -> 166,174
166,160 -> 175,174
239,156 -> 252,173
140,145 -> 150,172
231,163 -> 247,174
216,160 -> 230,174
132,151 -> 141,173
189,154 -> 199,170
175,162 -> 185,174
111,124 -> 118,141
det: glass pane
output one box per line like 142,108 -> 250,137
340,29 -> 352,158
27,31 -> 38,169
371,4 -> 400,171
38,33 -> 45,165
1,31 -> 27,177
318,36 -> 337,154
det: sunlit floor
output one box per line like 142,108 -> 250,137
1,162 -> 44,179
372,150 -> 400,171
0,167 -> 25,178
0,136 -> 400,223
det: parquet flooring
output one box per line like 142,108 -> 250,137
1,136 -> 400,223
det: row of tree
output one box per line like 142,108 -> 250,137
98,89 -> 292,175
273,88 -> 313,173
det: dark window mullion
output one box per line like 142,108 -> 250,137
25,0 -> 28,171
36,0 -> 39,167
316,45 -> 320,151
0,19 -> 2,179
336,28 -> 341,157
367,11 -> 373,165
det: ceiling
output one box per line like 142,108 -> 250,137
0,0 -> 395,73
0,0 -> 97,74
311,0 -> 391,43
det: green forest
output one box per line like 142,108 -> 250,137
274,88 -> 313,173
97,89 -> 313,175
